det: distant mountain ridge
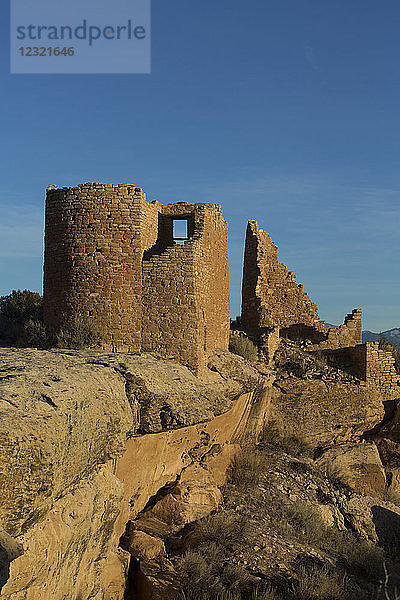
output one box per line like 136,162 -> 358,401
363,328 -> 400,347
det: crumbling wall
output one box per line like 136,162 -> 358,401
44,183 -> 159,352
241,220 -> 321,338
364,342 -> 400,400
308,309 -> 363,351
322,342 -> 400,400
141,203 -> 230,375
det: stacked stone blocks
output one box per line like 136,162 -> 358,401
241,220 -> 322,338
44,184 -> 230,375
241,219 -> 362,351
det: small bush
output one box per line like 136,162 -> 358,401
0,290 -> 47,347
295,565 -> 347,600
229,334 -> 259,362
260,421 -> 312,459
187,513 -> 248,550
176,513 -> 252,599
286,502 -> 324,539
177,544 -> 250,599
228,447 -> 268,489
56,315 -> 103,350
320,462 -> 353,493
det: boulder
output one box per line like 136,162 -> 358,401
316,443 -> 386,497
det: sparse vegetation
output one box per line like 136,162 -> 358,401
227,446 -> 269,488
177,547 -> 250,599
184,512 -> 248,550
183,413 -> 392,600
295,565 -> 348,600
180,587 -> 278,600
260,420 -> 312,458
56,315 -> 104,350
229,334 -> 259,362
0,289 -> 47,347
285,501 -> 384,581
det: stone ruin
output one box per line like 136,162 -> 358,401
44,183 -> 230,375
43,182 -> 400,395
240,219 -> 399,400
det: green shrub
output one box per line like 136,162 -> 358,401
229,334 -> 258,362
0,290 -> 47,347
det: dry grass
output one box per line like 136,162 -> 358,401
176,512 -> 253,599
229,334 -> 259,362
56,315 -> 104,350
283,500 -> 384,583
177,543 -> 251,599
295,565 -> 348,600
260,420 -> 312,459
186,512 -> 248,550
227,447 -> 269,489
180,589 -> 278,600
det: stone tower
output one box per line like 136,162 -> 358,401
43,183 -> 230,374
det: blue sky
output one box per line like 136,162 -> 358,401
1,0 -> 400,331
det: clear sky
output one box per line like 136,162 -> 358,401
1,0 -> 399,331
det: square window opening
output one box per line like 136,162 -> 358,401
173,219 -> 188,245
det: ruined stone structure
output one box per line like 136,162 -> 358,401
239,218 -> 400,396
307,309 -> 363,351
44,183 -> 230,375
44,183 -> 393,394
241,220 -> 322,337
322,342 -> 400,401
241,219 -> 362,350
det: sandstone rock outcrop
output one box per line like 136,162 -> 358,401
270,378 -> 384,447
0,347 -> 268,599
315,442 -> 387,497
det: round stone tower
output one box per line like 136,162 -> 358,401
43,182 -> 159,351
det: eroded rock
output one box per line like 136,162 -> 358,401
316,442 -> 387,497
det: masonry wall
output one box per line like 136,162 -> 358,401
322,342 -> 400,400
364,342 -> 400,400
44,185 -> 230,374
44,183 -> 160,351
241,220 -> 321,338
307,309 -> 363,351
141,203 -> 230,375
194,205 -> 230,358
